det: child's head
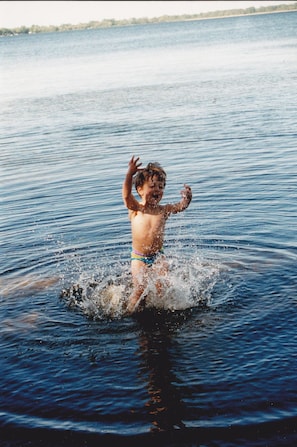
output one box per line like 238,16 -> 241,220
134,162 -> 166,194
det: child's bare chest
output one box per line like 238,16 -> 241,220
130,210 -> 166,228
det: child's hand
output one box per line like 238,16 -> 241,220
128,156 -> 142,176
181,184 -> 192,203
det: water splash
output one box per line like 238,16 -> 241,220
60,254 -> 222,320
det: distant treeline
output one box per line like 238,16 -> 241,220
1,2 -> 297,36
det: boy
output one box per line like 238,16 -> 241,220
122,156 -> 192,314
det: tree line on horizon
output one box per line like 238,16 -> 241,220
1,2 -> 296,36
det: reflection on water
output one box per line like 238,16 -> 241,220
136,310 -> 189,432
0,274 -> 59,298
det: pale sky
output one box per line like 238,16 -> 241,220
0,1 -> 295,28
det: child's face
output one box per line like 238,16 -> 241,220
137,175 -> 165,205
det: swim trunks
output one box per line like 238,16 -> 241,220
131,247 -> 164,266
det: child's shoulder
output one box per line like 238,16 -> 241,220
129,206 -> 144,219
163,203 -> 173,212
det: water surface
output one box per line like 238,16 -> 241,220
1,12 -> 297,446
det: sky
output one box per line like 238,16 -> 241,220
0,1 -> 295,28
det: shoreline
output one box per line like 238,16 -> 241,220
1,5 -> 297,37
184,8 -> 297,21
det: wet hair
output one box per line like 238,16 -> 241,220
134,162 -> 166,191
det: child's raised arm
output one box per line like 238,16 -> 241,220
165,184 -> 192,214
122,156 -> 142,211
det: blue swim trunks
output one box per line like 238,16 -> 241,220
131,247 -> 164,266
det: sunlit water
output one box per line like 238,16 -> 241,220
1,12 -> 297,446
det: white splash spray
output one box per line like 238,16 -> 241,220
60,252 -> 223,320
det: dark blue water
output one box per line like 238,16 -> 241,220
1,12 -> 297,446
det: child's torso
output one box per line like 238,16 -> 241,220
129,209 -> 167,254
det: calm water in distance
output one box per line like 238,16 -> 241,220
1,11 -> 297,447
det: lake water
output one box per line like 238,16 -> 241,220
1,11 -> 297,447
